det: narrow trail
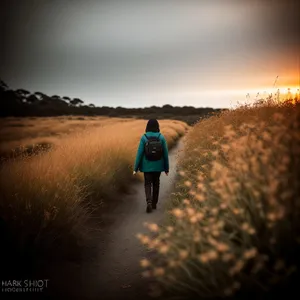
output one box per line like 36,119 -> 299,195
44,140 -> 184,300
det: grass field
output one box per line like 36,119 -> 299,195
0,116 -> 132,159
0,117 -> 189,276
138,97 -> 300,299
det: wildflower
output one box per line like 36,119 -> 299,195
212,230 -> 220,237
229,260 -> 245,276
195,193 -> 205,202
267,213 -> 276,221
158,244 -> 169,254
166,226 -> 174,233
196,212 -> 204,220
198,254 -> 209,263
178,171 -> 186,177
190,216 -> 198,223
211,207 -> 219,215
232,208 -> 240,215
140,235 -> 151,245
207,250 -> 218,260
248,228 -> 256,235
216,243 -> 229,252
186,207 -> 195,216
243,248 -> 257,259
197,173 -> 204,181
220,203 -> 227,209
183,199 -> 190,205
140,259 -> 151,268
184,180 -> 192,187
172,208 -> 184,219
212,150 -> 218,156
241,223 -> 250,230
148,223 -> 159,232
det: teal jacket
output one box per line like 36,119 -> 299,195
134,132 -> 169,173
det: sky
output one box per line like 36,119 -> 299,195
1,0 -> 299,108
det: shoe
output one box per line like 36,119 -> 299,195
146,203 -> 152,213
152,203 -> 157,209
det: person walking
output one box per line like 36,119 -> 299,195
133,119 -> 169,213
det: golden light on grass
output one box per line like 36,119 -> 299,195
0,117 -> 188,267
137,96 -> 300,298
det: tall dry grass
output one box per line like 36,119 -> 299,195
0,116 -> 131,159
0,118 -> 188,276
137,97 -> 300,299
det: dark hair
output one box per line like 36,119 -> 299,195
145,119 -> 160,132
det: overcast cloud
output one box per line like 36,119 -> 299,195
1,0 -> 299,108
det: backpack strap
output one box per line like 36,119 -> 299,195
144,134 -> 149,140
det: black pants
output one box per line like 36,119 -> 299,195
144,172 -> 161,205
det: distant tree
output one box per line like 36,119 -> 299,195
34,92 -> 47,100
16,89 -> 30,97
88,103 -> 95,107
70,98 -> 84,106
26,94 -> 39,104
162,104 -> 173,109
0,79 -> 8,90
62,96 -> 71,101
51,95 -> 61,99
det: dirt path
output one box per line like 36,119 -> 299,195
43,140 -> 184,300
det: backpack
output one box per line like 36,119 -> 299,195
144,133 -> 163,161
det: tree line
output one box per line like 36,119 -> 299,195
0,79 -> 226,125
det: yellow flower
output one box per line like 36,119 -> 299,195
140,258 -> 151,268
140,235 -> 151,245
207,250 -> 218,260
229,260 -> 245,276
190,216 -> 198,223
243,248 -> 257,259
195,193 -> 205,202
148,223 -> 159,232
186,207 -> 195,216
220,203 -> 227,209
241,223 -> 250,230
184,180 -> 192,187
166,226 -> 174,233
183,199 -> 190,205
158,244 -> 169,254
172,208 -> 184,219
198,254 -> 209,263
216,243 -> 229,252
178,171 -> 186,177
